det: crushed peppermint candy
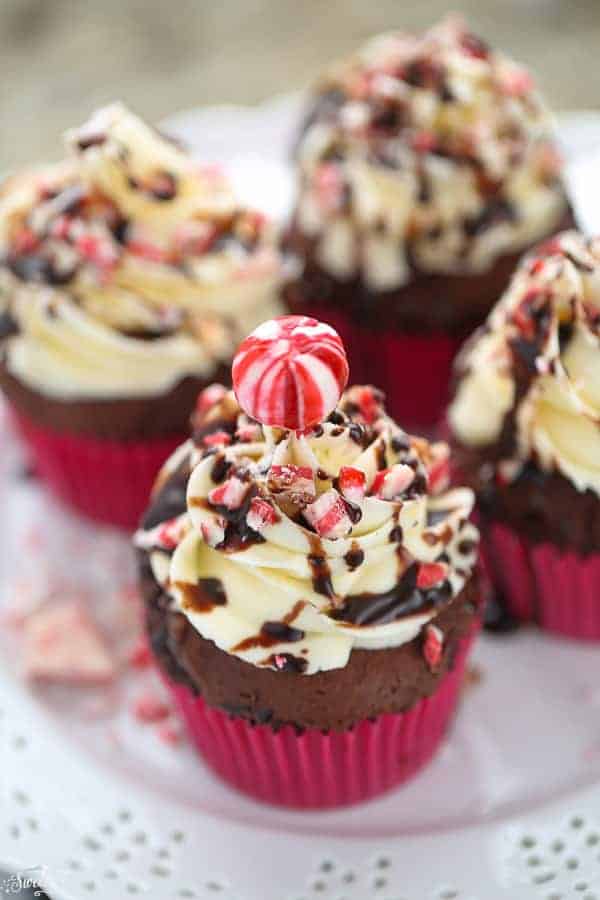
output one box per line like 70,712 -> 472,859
208,476 -> 249,511
338,466 -> 367,503
372,464 -> 414,500
304,489 -> 352,539
417,562 -> 449,590
247,497 -> 280,531
423,624 -> 444,671
200,516 -> 227,548
23,602 -> 116,685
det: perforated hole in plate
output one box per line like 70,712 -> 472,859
513,814 -> 600,897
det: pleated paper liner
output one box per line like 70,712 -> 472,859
10,408 -> 183,531
163,627 -> 480,809
480,520 -> 600,641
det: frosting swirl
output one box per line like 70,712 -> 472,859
0,104 -> 282,399
291,16 -> 567,290
136,384 -> 478,675
449,230 -> 600,496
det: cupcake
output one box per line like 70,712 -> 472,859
283,16 -> 571,429
0,103 -> 282,528
449,230 -> 600,640
135,315 -> 481,808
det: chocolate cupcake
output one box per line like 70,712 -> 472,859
0,103 -> 283,528
284,16 -> 571,428
449,230 -> 600,639
135,315 -> 481,808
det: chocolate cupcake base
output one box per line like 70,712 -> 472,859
141,548 -> 479,731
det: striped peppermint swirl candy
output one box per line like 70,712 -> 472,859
232,316 -> 349,430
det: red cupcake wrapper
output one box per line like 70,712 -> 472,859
10,408 -> 183,531
163,629 -> 478,809
354,327 -> 463,432
481,521 -> 600,640
286,303 -> 462,431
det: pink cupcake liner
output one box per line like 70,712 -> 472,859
284,302 -> 463,431
353,326 -> 464,431
10,408 -> 183,531
163,629 -> 478,809
481,520 -> 600,640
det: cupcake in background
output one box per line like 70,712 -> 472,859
135,315 -> 481,808
0,103 -> 282,528
284,15 -> 571,428
449,230 -> 600,640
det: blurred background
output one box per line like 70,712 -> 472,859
1,0 -> 600,170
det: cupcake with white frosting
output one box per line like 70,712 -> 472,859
449,230 -> 600,639
136,315 -> 481,808
0,103 -> 282,528
284,16 -> 571,427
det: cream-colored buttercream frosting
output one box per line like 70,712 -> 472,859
0,104 -> 282,399
136,385 -> 479,675
292,16 -> 567,290
449,230 -> 600,496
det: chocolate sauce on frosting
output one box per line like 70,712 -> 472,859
136,384 -> 479,676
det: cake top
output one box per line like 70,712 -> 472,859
449,230 -> 600,496
136,316 -> 478,675
292,16 -> 567,289
0,103 -> 282,399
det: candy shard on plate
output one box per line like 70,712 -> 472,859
133,691 -> 171,724
232,315 -> 349,430
23,602 -> 116,685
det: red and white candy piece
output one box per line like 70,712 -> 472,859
426,443 -> 450,494
195,383 -> 228,416
247,497 -> 280,532
156,517 -> 187,550
417,561 -> 449,590
423,624 -> 444,672
304,489 -> 352,540
208,476 -> 249,510
202,430 -> 232,449
338,466 -> 367,503
232,316 -> 349,431
200,516 -> 226,548
23,602 -> 116,685
371,464 -> 415,500
343,385 -> 384,425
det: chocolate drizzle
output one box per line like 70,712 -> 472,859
232,600 -> 307,652
0,311 -> 19,340
307,534 -> 335,598
261,652 -> 308,674
177,577 -> 227,613
141,456 -> 190,529
344,542 -> 365,571
331,562 -> 451,626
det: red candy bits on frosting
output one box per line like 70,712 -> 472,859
232,316 -> 349,430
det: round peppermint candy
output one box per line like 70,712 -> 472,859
232,316 -> 349,430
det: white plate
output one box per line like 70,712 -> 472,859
2,98 -> 600,900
